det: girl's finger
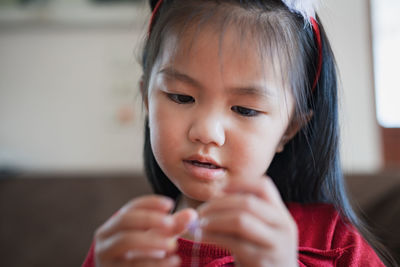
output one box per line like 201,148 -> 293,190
97,210 -> 175,239
197,194 -> 281,227
171,208 -> 198,235
95,231 -> 177,261
120,195 -> 174,214
224,177 -> 285,208
200,211 -> 276,248
124,249 -> 166,260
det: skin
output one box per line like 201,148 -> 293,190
94,24 -> 302,267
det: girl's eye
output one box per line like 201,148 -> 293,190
231,106 -> 260,117
167,93 -> 195,104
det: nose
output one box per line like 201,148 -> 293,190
188,113 -> 226,147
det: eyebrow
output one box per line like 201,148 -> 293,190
158,67 -> 203,89
158,66 -> 274,98
229,86 -> 273,98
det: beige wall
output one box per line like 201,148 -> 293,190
0,1 -> 382,173
0,5 -> 148,172
318,0 -> 382,172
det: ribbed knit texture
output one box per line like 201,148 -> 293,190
82,203 -> 385,267
177,238 -> 234,267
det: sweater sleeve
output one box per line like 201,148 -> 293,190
82,241 -> 95,267
331,217 -> 385,266
288,203 -> 385,267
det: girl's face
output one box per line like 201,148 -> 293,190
144,25 -> 297,205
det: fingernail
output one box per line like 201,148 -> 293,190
124,250 -> 135,260
188,208 -> 199,221
167,238 -> 177,250
169,255 -> 181,265
199,218 -> 208,227
147,250 -> 166,259
161,197 -> 174,206
163,216 -> 174,226
124,250 -> 166,260
188,219 -> 200,235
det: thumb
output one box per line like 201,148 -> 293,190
171,208 -> 198,236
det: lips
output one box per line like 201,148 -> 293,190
183,155 -> 222,169
189,160 -> 220,169
183,155 -> 225,180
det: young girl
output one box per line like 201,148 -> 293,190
83,0 -> 395,266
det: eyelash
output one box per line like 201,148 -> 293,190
166,93 -> 260,117
231,106 -> 260,117
167,93 -> 195,104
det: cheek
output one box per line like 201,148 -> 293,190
148,98 -> 182,168
230,122 -> 285,177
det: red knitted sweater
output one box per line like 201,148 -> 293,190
82,203 -> 385,267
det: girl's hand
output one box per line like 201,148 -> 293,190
94,195 -> 197,267
198,177 -> 298,267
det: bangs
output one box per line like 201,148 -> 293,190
145,0 -> 311,124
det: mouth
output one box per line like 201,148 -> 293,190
185,160 -> 221,169
183,155 -> 223,169
183,155 -> 225,180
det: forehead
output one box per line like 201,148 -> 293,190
157,22 -> 288,93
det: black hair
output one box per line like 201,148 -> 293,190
140,0 -> 396,265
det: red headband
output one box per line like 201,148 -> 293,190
148,0 -> 164,35
310,17 -> 322,91
148,0 -> 322,92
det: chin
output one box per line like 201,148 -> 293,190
182,187 -> 224,202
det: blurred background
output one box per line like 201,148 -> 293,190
0,0 -> 399,266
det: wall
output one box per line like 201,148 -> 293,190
318,0 -> 382,172
0,4 -> 148,172
0,0 -> 382,173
